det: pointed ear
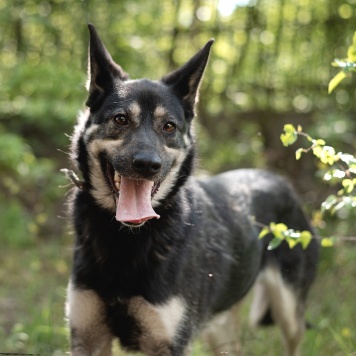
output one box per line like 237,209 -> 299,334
86,24 -> 129,108
161,39 -> 214,116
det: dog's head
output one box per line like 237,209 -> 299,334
71,24 -> 213,227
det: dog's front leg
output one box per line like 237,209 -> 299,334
66,280 -> 113,356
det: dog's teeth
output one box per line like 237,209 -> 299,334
114,171 -> 121,182
114,172 -> 121,191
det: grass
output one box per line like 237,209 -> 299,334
0,237 -> 70,354
1,235 -> 356,355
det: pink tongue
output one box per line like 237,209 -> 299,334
115,177 -> 160,224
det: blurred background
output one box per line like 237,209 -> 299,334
0,0 -> 355,354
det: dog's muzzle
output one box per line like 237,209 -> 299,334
106,163 -> 161,226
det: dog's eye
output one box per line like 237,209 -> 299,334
113,114 -> 128,126
163,122 -> 176,133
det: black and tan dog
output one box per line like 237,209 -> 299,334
65,24 -> 319,356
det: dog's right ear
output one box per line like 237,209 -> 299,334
161,39 -> 214,118
86,24 -> 129,108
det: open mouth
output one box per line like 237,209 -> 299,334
106,163 -> 160,225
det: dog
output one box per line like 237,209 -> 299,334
65,24 -> 319,356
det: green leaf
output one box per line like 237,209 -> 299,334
315,139 -> 326,146
286,238 -> 299,249
347,32 -> 356,62
267,237 -> 283,250
342,178 -> 354,193
283,124 -> 296,133
258,227 -> 270,239
271,223 -> 288,239
328,70 -> 347,94
321,237 -> 334,247
280,125 -> 298,147
312,145 -> 323,158
313,145 -> 337,165
300,231 -> 312,249
295,148 -> 303,160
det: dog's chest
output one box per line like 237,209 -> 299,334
109,295 -> 187,352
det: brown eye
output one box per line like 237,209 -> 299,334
163,122 -> 176,133
113,114 -> 128,126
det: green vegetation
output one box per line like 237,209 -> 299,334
1,0 -> 356,353
329,32 -> 356,93
1,241 -> 356,354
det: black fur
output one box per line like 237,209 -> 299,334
66,25 -> 319,356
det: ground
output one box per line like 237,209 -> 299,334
1,235 -> 355,355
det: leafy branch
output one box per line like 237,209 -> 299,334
281,124 -> 356,215
252,218 -> 356,250
273,32 -> 356,250
328,32 -> 356,93
255,219 -> 314,250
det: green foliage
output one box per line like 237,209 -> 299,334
280,124 -> 298,147
0,126 -> 64,245
1,238 -> 356,354
329,32 -> 356,93
280,124 -> 356,218
258,221 -> 313,250
0,240 -> 70,353
0,197 -> 33,248
0,1 -> 356,353
320,237 -> 335,247
328,71 -> 348,94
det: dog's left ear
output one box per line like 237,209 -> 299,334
161,39 -> 214,117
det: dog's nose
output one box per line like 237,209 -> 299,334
132,153 -> 162,176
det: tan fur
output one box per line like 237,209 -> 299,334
84,123 -> 100,143
128,101 -> 141,120
153,105 -> 168,118
202,304 -> 242,356
66,281 -> 113,356
249,266 -> 305,356
86,139 -> 124,211
152,148 -> 187,208
128,296 -> 186,355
